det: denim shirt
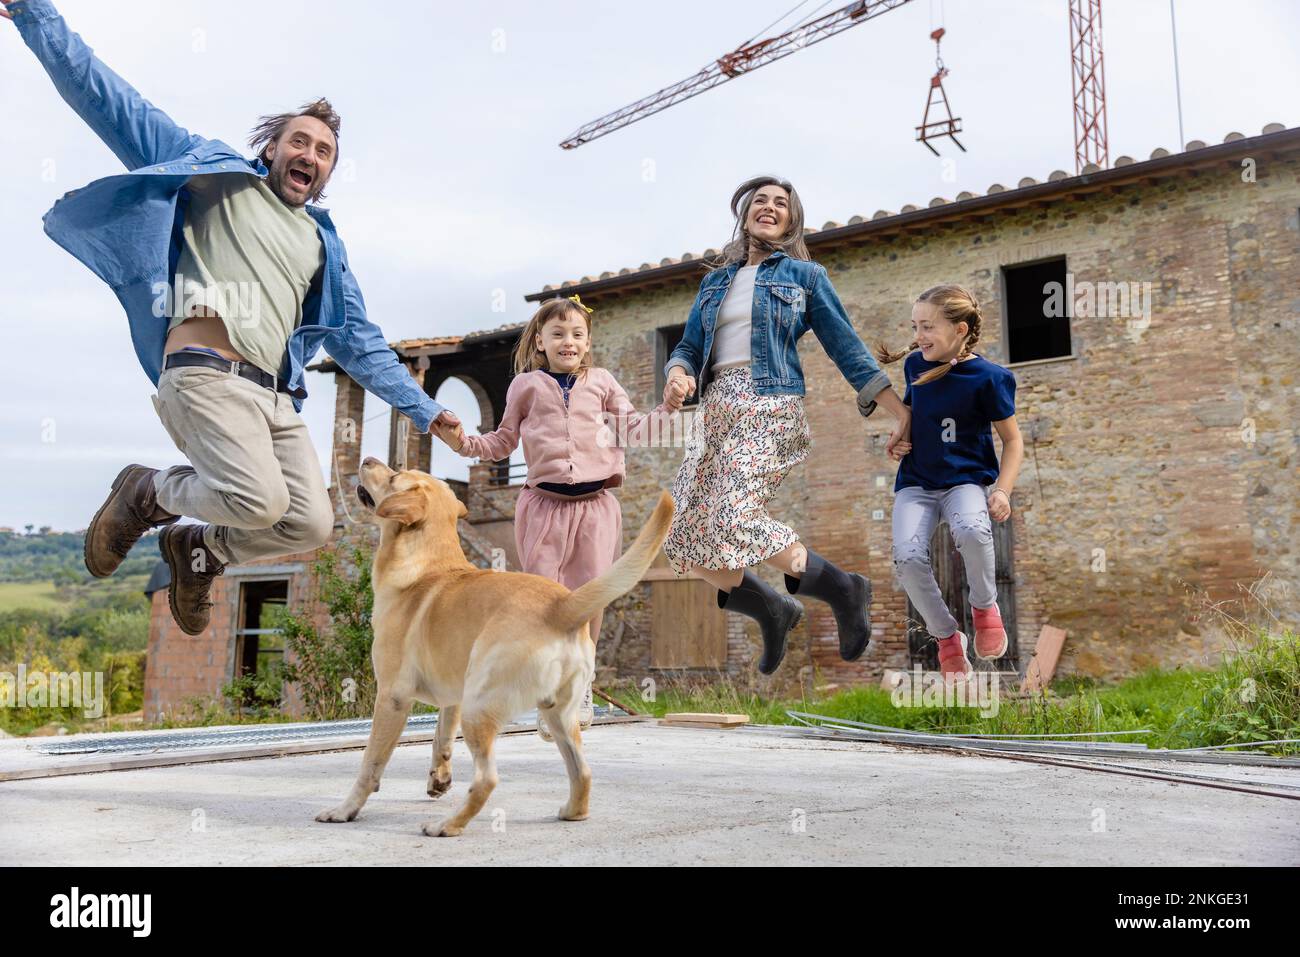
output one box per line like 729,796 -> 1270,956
10,0 -> 445,432
664,250 -> 892,416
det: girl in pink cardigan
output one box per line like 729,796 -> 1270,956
435,295 -> 669,733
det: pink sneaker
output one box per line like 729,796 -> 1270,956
936,631 -> 973,681
972,604 -> 1008,660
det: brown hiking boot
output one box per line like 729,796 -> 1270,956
84,464 -> 180,578
159,523 -> 226,636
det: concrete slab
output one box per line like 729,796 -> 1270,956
3,723 -> 1297,866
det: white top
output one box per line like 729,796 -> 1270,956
711,265 -> 757,371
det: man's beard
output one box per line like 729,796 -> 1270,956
267,161 -> 315,207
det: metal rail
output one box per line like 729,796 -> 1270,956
774,712 -> 1300,801
32,706 -> 628,756
785,711 -> 1300,767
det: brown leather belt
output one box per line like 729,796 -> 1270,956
163,350 -> 290,393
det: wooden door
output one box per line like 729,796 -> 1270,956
646,552 -> 728,668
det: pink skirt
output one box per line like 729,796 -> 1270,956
515,485 -> 622,594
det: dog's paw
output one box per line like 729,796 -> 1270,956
557,805 -> 589,822
423,818 -> 463,837
315,804 -> 359,823
426,773 -> 452,798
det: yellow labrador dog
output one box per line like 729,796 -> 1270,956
315,456 -> 673,837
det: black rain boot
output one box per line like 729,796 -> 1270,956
785,550 -> 874,662
719,571 -> 805,675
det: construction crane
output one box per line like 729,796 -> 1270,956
558,0 -> 916,151
1069,0 -> 1109,170
916,26 -> 965,155
559,0 -> 1110,173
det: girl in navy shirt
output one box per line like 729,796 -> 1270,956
878,284 -> 1024,680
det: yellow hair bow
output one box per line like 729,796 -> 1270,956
567,293 -> 594,315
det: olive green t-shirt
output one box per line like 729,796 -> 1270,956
167,174 -> 325,377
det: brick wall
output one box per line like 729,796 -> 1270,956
141,544 -> 330,722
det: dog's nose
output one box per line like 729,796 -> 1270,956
362,456 -> 380,467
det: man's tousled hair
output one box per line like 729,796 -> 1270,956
248,98 -> 341,202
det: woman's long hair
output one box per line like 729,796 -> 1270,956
511,298 -> 595,376
874,284 -> 984,387
712,175 -> 811,267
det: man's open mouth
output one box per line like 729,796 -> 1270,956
289,168 -> 313,188
356,484 -> 375,509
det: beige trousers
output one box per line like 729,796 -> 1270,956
150,364 -> 334,566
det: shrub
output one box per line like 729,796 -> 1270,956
278,546 -> 377,721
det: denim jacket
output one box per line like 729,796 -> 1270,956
664,250 -> 892,415
10,0 -> 445,431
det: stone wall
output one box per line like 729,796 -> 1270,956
589,153 -> 1299,687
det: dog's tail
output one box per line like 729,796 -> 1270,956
553,491 -> 675,637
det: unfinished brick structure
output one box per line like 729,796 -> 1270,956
143,124 -> 1300,717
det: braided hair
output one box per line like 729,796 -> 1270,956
874,284 -> 983,387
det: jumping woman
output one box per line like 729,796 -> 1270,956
661,175 -> 910,675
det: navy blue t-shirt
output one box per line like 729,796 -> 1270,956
895,352 -> 1016,492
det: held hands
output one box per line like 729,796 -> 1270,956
885,426 -> 911,461
987,488 -> 1012,523
885,410 -> 911,462
664,369 -> 696,412
434,422 -> 466,452
431,410 -> 465,452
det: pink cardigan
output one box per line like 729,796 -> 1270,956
456,367 -> 671,489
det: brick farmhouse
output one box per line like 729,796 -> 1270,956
142,124 -> 1300,719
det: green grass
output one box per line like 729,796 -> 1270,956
610,668 -> 1203,739
0,581 -> 66,612
609,630 -> 1300,756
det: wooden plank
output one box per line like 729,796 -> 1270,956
663,712 -> 749,725
657,719 -> 748,730
1021,625 -> 1068,692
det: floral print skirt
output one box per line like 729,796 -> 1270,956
662,366 -> 811,575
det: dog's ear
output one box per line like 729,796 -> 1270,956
375,489 -> 426,526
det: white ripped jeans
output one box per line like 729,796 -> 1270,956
892,483 -> 997,639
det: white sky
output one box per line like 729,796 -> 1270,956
1,0 -> 1296,530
